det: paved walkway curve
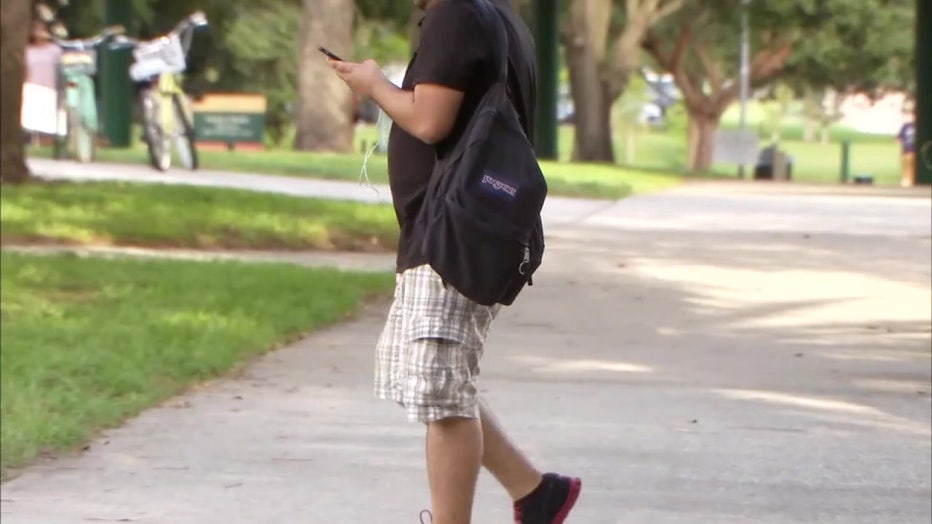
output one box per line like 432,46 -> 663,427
2,245 -> 398,273
25,158 -> 617,230
2,161 -> 931,523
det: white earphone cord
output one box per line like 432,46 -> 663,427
359,109 -> 390,198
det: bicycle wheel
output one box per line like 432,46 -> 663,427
171,94 -> 198,171
68,107 -> 95,163
139,89 -> 171,171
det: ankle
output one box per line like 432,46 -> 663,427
512,473 -> 582,523
511,472 -> 544,502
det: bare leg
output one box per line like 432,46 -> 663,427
426,417 -> 483,524
903,152 -> 916,187
479,398 -> 543,501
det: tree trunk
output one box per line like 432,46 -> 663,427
803,120 -> 815,142
1,0 -> 32,184
686,110 -> 720,173
564,0 -> 614,162
568,74 -> 614,162
625,128 -> 636,164
561,0 -> 680,163
564,39 -> 613,162
294,0 -> 354,152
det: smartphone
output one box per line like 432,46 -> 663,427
318,46 -> 343,62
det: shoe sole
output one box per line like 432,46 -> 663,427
552,477 -> 581,523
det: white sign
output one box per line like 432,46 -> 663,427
713,129 -> 760,165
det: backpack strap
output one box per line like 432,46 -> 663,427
475,0 -> 533,139
474,0 -> 509,87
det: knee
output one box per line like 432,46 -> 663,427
426,416 -> 483,444
427,415 -> 477,428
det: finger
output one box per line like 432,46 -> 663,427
331,61 -> 356,73
335,70 -> 354,85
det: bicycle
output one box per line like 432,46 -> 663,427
36,4 -> 123,162
112,12 -> 208,171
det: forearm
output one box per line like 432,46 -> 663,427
368,78 -> 453,145
368,78 -> 433,142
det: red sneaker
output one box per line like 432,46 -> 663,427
513,473 -> 582,523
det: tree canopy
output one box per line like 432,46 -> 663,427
642,0 -> 915,171
779,0 -> 914,96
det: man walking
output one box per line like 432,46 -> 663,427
328,0 -> 581,522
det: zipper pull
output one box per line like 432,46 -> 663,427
519,245 -> 531,282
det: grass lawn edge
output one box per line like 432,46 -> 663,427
0,253 -> 394,480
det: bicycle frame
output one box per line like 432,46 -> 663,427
152,74 -> 190,138
58,51 -> 98,132
50,26 -> 123,160
113,12 -> 207,170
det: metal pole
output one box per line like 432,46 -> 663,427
533,0 -> 558,160
100,0 -> 132,147
916,0 -> 931,185
738,0 -> 750,178
840,140 -> 850,183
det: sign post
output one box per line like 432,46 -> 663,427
916,0 -> 931,185
192,93 -> 267,151
713,129 -> 760,169
100,0 -> 132,147
533,0 -> 558,160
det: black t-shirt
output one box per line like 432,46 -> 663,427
386,0 -> 537,273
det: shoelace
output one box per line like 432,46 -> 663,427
419,509 -> 433,523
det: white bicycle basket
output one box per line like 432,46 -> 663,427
129,33 -> 186,81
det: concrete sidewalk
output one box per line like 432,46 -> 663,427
2,173 -> 930,523
2,244 -> 398,273
26,157 -> 614,230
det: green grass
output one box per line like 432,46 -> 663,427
541,159 -> 683,198
0,252 -> 394,477
28,128 -> 684,200
0,181 -> 399,251
33,113 -> 901,195
556,123 -> 902,185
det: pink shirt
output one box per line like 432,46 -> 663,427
25,42 -> 62,89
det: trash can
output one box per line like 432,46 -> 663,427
754,144 -> 794,181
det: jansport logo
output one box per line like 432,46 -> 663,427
481,173 -> 518,198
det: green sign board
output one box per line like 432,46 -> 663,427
192,93 -> 267,146
193,113 -> 265,143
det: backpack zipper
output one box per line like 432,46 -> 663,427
519,244 -> 533,285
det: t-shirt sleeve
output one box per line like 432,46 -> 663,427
410,1 -> 489,91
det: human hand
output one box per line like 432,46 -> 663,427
329,59 -> 385,97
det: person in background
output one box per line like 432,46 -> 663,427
22,15 -> 63,142
26,18 -> 62,90
896,110 -> 916,187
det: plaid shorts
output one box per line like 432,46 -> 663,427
374,264 -> 500,423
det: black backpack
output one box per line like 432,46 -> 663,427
416,0 -> 547,307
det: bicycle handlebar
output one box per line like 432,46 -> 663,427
110,12 -> 207,53
52,25 -> 124,51
171,11 -> 207,36
111,35 -> 142,47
